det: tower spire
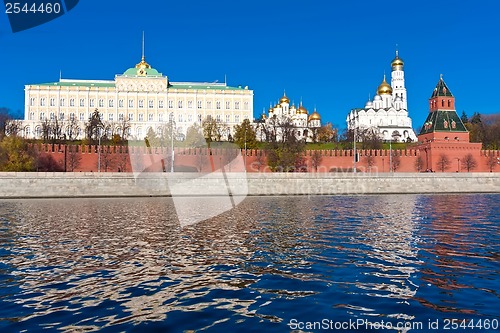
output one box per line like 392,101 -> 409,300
142,31 -> 145,60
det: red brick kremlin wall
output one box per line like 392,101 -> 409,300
36,145 -> 500,173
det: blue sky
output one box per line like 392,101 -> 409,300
1,0 -> 499,130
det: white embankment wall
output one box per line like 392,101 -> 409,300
0,172 -> 499,198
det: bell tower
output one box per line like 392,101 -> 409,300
391,50 -> 407,110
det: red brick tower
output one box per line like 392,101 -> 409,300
417,76 -> 482,172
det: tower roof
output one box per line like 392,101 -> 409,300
419,110 -> 467,135
431,75 -> 453,98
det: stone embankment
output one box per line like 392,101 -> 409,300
0,172 -> 499,198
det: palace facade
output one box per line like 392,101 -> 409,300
22,55 -> 253,140
346,51 -> 417,142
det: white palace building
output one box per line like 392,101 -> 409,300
22,52 -> 253,140
346,51 -> 417,142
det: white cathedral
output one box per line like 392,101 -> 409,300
255,92 -> 321,142
346,51 -> 417,142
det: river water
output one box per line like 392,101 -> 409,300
0,194 -> 499,332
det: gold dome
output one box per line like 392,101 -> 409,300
279,92 -> 290,104
268,106 -> 273,113
377,75 -> 393,95
135,56 -> 152,69
391,50 -> 404,69
274,103 -> 280,108
297,104 -> 308,114
262,113 -> 267,119
308,110 -> 321,121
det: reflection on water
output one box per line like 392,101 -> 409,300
0,194 -> 499,332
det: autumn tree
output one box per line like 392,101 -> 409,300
233,119 -> 257,149
0,136 -> 37,171
317,123 -> 337,143
437,154 -> 451,172
185,123 -> 206,148
265,117 -> 305,172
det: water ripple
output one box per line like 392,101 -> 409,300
0,194 -> 499,332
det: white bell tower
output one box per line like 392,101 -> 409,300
390,50 -> 407,110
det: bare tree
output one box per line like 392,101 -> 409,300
486,154 -> 499,172
461,153 -> 477,172
116,153 -> 129,172
99,146 -> 115,172
41,118 -> 51,143
366,155 -> 376,171
66,116 -> 79,141
311,150 -> 323,172
195,149 -> 207,172
437,154 -> 451,172
67,145 -> 82,171
391,153 -> 401,172
5,119 -> 22,137
414,155 -> 424,172
252,150 -> 265,172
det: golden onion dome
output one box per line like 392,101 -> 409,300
377,75 -> 393,95
391,50 -> 404,69
308,110 -> 321,121
279,92 -> 290,104
135,56 -> 152,69
262,113 -> 267,119
297,104 -> 308,114
274,103 -> 280,108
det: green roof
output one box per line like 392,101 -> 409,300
431,77 -> 453,98
122,67 -> 162,77
419,110 -> 468,134
169,83 -> 246,90
30,80 -> 246,90
34,81 -> 115,87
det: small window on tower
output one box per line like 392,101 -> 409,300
448,100 -> 451,107
441,100 -> 444,107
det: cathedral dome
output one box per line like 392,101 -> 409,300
377,75 -> 393,95
308,110 -> 321,121
374,94 -> 381,101
365,100 -> 374,108
297,104 -> 308,114
279,92 -> 290,104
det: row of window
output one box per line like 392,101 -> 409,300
30,97 -> 249,110
29,112 -> 243,124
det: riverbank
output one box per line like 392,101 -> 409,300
0,172 -> 499,198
